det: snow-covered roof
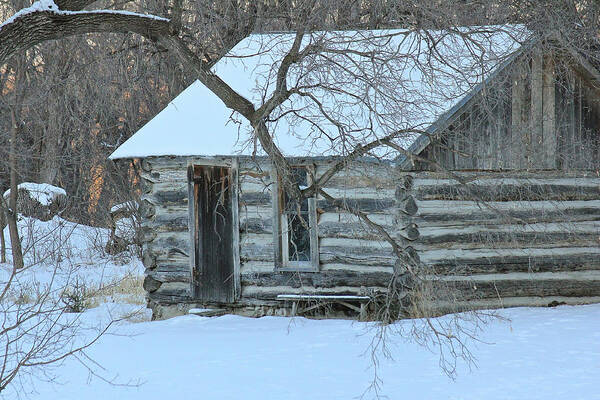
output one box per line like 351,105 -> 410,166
109,27 -> 528,160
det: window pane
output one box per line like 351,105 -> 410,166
287,211 -> 311,262
281,166 -> 311,264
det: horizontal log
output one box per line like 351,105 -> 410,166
320,263 -> 393,273
153,262 -> 190,274
152,232 -> 191,262
315,164 -> 398,190
241,284 -> 379,300
148,291 -> 193,304
148,269 -> 191,283
148,187 -> 188,206
240,234 -> 275,262
241,270 -> 392,289
152,281 -> 191,296
240,261 -> 276,274
317,220 -> 414,243
433,271 -> 600,300
412,200 -> 600,227
240,217 -> 273,234
318,187 -> 396,200
405,171 -> 600,180
412,178 -> 600,201
150,208 -> 189,233
239,176 -> 271,193
417,221 -> 600,249
433,296 -> 600,313
320,240 -> 396,267
318,221 -> 388,240
317,198 -> 396,213
240,192 -> 271,206
420,246 -> 600,274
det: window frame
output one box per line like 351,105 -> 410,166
272,164 -> 319,272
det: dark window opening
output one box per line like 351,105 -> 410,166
274,166 -> 318,270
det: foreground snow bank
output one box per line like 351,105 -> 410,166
15,303 -> 600,400
1,215 -> 144,302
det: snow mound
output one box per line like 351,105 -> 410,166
3,182 -> 67,221
4,182 -> 66,206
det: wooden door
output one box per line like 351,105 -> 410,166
190,165 -> 234,303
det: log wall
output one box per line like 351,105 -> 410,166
139,155 -> 600,314
402,170 -> 600,309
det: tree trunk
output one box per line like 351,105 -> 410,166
8,108 -> 24,270
0,200 -> 6,264
6,50 -> 25,270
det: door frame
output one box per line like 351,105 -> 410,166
187,157 -> 240,302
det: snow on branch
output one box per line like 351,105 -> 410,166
0,0 -> 168,32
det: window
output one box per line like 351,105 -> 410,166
273,166 -> 319,271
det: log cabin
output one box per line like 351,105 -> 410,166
110,28 -> 600,319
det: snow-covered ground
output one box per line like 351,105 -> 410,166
5,303 -> 597,399
2,217 -> 599,400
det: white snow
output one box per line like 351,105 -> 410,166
110,201 -> 137,214
109,27 -> 528,160
0,0 -> 59,30
3,182 -> 66,206
0,215 -> 143,284
2,214 -> 599,399
10,303 -> 600,400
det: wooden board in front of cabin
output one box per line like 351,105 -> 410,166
192,165 -> 234,303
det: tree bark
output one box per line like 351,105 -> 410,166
0,200 -> 6,264
8,107 -> 24,270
